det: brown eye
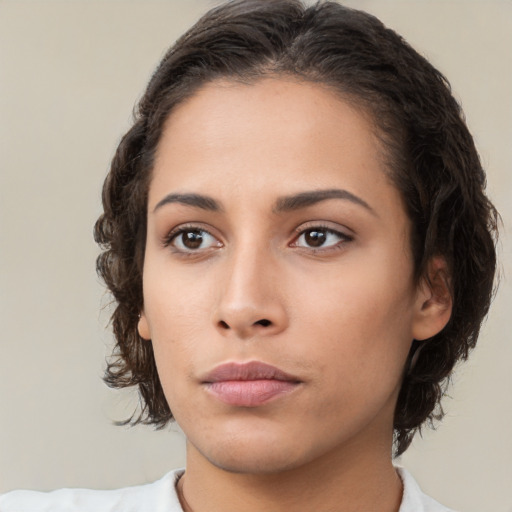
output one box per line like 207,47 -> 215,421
304,229 -> 327,247
294,227 -> 352,250
170,228 -> 220,252
181,230 -> 203,249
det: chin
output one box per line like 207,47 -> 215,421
186,426 -> 311,475
203,447 -> 306,475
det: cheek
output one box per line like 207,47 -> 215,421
143,259 -> 212,338
290,254 -> 416,380
294,283 -> 414,433
296,264 -> 413,334
142,269 -> 209,395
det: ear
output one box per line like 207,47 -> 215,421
138,311 -> 151,341
412,256 -> 453,341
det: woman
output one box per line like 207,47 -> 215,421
1,1 -> 498,510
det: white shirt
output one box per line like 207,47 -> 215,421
0,467 -> 456,512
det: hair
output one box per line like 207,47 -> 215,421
94,0 -> 499,456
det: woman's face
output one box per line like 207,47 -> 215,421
139,78 -> 436,473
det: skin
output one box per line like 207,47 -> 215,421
138,78 -> 451,512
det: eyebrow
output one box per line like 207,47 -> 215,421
153,193 -> 222,213
273,188 -> 377,216
153,188 -> 376,216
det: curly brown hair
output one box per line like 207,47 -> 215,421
94,0 -> 499,456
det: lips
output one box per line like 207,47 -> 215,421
202,361 -> 301,407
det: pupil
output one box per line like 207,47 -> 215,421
183,230 -> 203,249
305,230 -> 326,247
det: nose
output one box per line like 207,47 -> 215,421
213,245 -> 288,340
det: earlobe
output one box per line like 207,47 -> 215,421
138,311 -> 151,341
412,257 -> 453,341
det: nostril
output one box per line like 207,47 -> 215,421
218,320 -> 230,329
255,319 -> 271,327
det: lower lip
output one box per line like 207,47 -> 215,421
204,379 -> 299,407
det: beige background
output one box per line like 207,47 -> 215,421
1,1 -> 511,511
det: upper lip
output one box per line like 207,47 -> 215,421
201,361 -> 301,383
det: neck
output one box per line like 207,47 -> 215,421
178,437 -> 402,512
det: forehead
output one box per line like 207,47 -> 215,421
156,77 -> 380,164
149,77 -> 401,220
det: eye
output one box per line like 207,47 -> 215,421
168,228 -> 221,252
293,226 -> 352,250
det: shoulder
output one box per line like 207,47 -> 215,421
397,467 -> 458,512
0,469 -> 184,512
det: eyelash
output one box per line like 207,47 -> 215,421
163,223 -> 353,255
290,224 -> 353,252
163,224 -> 221,254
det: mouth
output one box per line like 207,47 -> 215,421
201,361 -> 302,407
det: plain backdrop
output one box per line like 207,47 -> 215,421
1,1 -> 511,511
